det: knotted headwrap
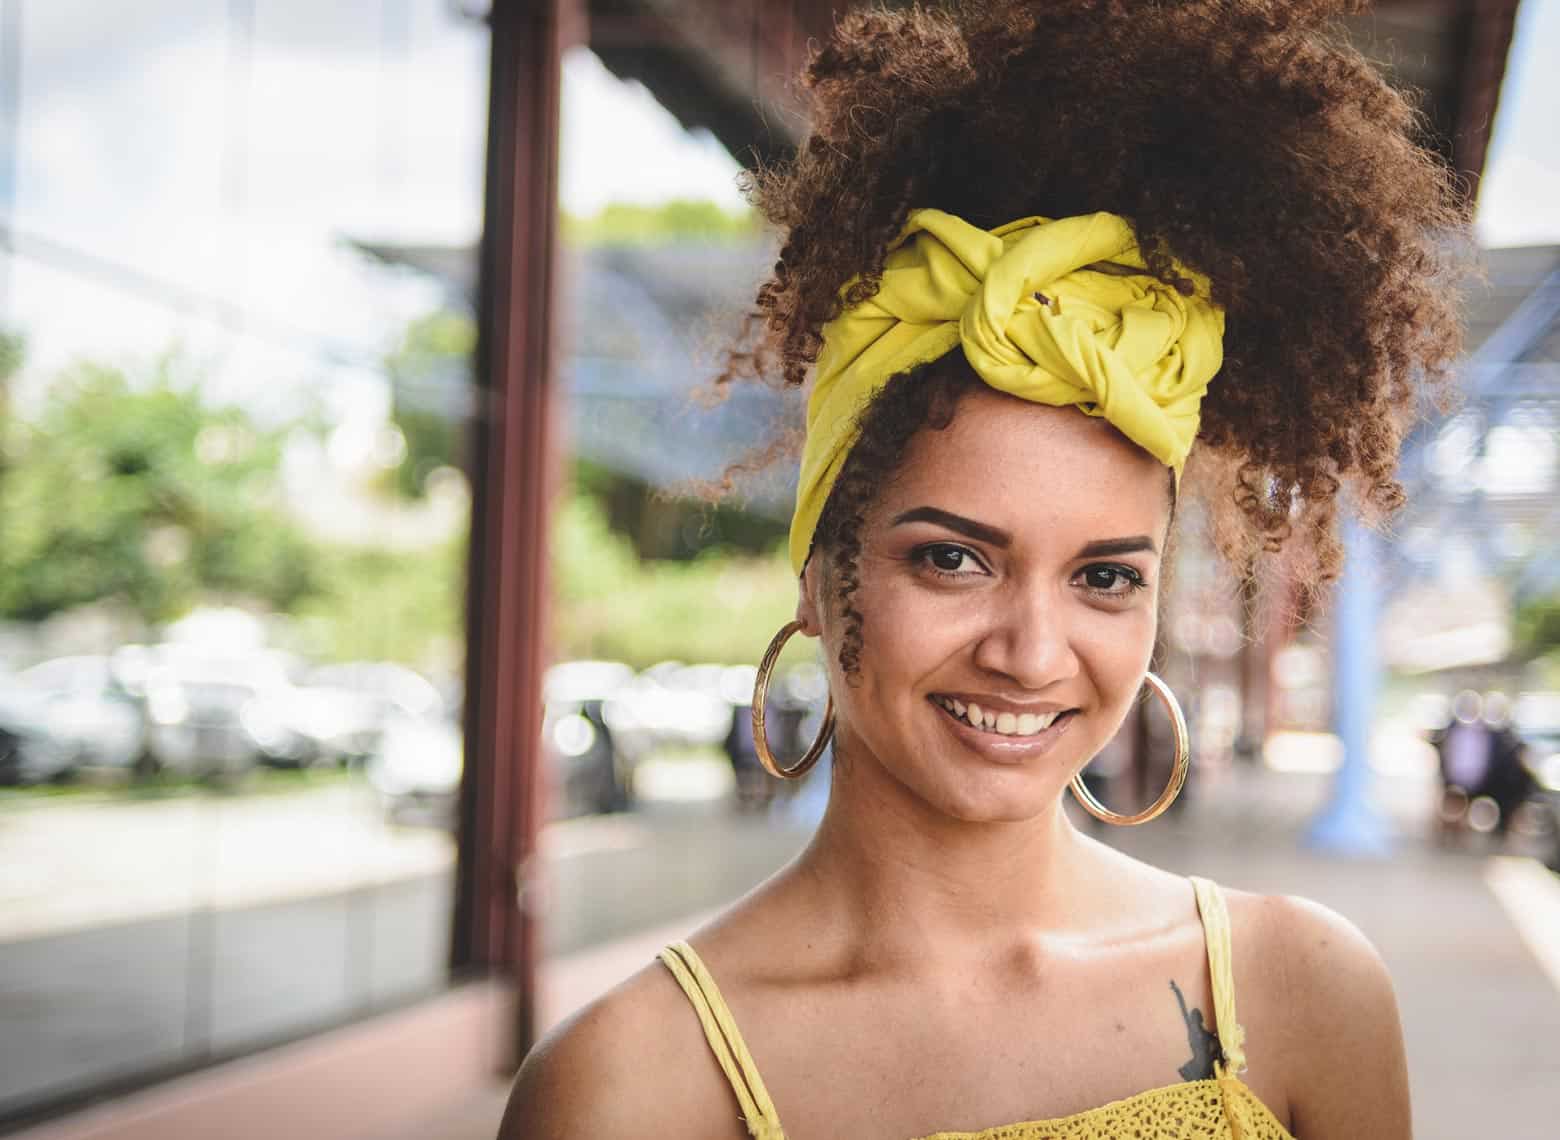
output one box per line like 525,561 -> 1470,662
789,208 -> 1225,573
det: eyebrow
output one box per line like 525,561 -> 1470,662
1076,536 -> 1159,558
890,506 -> 1012,548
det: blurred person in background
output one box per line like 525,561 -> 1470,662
1433,689 -> 1494,832
1478,691 -> 1535,838
1433,689 -> 1535,839
505,2 -> 1468,1138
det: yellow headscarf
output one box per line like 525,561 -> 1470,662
789,208 -> 1225,573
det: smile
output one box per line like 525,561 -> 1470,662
929,695 -> 1073,738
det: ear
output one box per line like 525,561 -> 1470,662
795,556 -> 823,637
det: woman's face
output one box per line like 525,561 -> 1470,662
800,386 -> 1172,823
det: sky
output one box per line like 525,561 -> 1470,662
1475,0 -> 1560,249
3,0 -> 488,422
0,0 -> 1555,425
559,48 -> 747,216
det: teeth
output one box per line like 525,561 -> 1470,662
933,696 -> 1065,737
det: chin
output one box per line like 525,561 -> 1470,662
940,795 -> 1057,825
915,760 -> 1071,825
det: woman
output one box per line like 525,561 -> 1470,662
504,2 -> 1466,1136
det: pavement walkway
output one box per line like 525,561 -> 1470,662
382,758 -> 1560,1140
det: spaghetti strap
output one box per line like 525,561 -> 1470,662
1189,877 -> 1248,1075
659,941 -> 784,1139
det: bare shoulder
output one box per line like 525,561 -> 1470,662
1226,889 -> 1400,1024
1224,888 -> 1411,1139
497,956 -> 740,1140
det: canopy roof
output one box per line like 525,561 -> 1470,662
589,0 -> 1521,197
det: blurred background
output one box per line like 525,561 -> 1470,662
0,2 -> 1556,1138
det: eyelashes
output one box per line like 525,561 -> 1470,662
910,542 -> 986,579
908,542 -> 1150,598
1078,564 -> 1148,597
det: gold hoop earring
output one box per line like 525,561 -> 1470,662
752,620 -> 835,780
1069,671 -> 1189,826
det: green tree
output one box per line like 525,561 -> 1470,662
291,535 -> 467,670
0,328 -> 24,488
1516,593 -> 1560,660
562,199 -> 758,246
384,310 -> 475,499
551,489 -> 794,667
0,357 -> 321,624
0,329 -> 22,389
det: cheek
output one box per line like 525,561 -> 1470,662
817,560 -> 963,724
821,572 -> 908,679
1077,611 -> 1159,732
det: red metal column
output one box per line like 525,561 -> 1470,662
453,0 -> 576,1066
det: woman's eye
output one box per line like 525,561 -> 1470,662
913,543 -> 984,577
930,546 -> 968,572
1079,564 -> 1147,595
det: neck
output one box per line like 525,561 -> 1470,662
793,747 -> 1100,964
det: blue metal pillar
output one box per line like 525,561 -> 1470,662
1307,517 -> 1393,856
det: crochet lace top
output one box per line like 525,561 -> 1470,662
659,876 -> 1295,1139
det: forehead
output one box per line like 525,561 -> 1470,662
878,386 -> 1172,537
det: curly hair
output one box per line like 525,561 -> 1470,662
718,0 -> 1470,662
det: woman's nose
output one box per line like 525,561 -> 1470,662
969,583 -> 1081,690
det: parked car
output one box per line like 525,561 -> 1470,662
298,662 -> 446,766
0,657 -> 146,783
0,670 -> 77,784
368,660 -> 641,826
125,647 -> 299,778
24,655 -> 148,770
544,660 -> 635,818
365,711 -> 463,826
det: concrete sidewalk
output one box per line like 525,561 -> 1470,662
1113,770 -> 1560,1137
387,764 -> 1560,1140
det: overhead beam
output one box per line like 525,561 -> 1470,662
1445,0 -> 1523,199
1344,0 -> 1524,199
588,1 -> 1521,197
587,0 -> 837,167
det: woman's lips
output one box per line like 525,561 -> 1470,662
930,693 -> 1068,737
927,694 -> 1077,758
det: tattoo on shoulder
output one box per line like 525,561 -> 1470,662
1169,979 -> 1224,1081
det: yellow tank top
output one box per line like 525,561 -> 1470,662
659,876 -> 1296,1140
